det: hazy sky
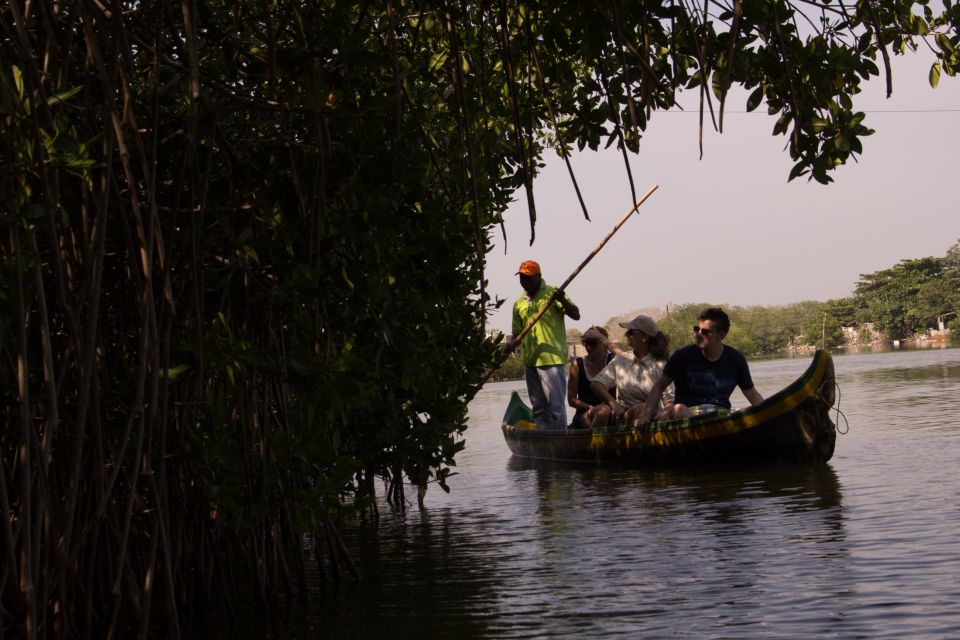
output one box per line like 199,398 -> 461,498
485,52 -> 960,334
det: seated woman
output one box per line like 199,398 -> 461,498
567,326 -> 618,429
588,315 -> 674,428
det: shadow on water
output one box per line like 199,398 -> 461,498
506,456 -> 844,525
492,457 -> 852,637
229,498 -> 544,640
225,349 -> 960,639
854,359 -> 960,383
232,461 -> 849,639
507,457 -> 849,573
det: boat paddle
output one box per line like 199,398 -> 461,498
481,183 -> 659,384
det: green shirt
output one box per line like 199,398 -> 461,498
512,282 -> 574,367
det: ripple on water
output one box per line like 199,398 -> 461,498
227,349 -> 960,639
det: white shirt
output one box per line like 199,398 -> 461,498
592,352 -> 675,408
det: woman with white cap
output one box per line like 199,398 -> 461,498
588,315 -> 674,428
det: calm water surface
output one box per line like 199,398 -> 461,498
250,348 -> 960,639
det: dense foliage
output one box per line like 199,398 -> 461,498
2,1 -> 959,637
657,300 -> 831,354
848,240 -> 960,340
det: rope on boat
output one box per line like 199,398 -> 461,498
816,375 -> 850,435
831,381 -> 850,435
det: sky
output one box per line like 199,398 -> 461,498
485,52 -> 960,334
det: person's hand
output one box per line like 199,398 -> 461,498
609,400 -> 625,419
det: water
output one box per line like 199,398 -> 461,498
244,348 -> 960,639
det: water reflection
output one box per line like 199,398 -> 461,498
494,457 -> 853,636
507,458 -> 844,514
856,359 -> 960,383
303,506 -> 522,638
833,341 -> 952,355
227,349 -> 960,639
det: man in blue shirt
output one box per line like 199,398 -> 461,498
635,307 -> 763,426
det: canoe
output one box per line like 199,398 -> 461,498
501,349 -> 838,464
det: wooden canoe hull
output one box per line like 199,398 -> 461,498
501,350 -> 837,464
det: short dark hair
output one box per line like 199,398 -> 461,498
698,307 -> 730,334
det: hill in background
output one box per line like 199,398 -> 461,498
569,305 -> 667,343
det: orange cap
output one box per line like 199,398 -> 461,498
516,260 -> 541,276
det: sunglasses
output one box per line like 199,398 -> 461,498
693,325 -> 714,336
624,329 -> 638,337
581,339 -> 599,348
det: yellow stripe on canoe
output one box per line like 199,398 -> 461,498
589,353 -> 829,450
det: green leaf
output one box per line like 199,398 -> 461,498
929,61 -> 941,89
772,114 -> 790,136
12,65 -> 24,99
935,33 -> 955,55
47,85 -> 83,108
910,14 -> 929,36
242,245 -> 259,263
788,160 -> 808,181
162,364 -> 191,380
428,51 -> 448,72
746,86 -> 764,112
810,117 -> 831,134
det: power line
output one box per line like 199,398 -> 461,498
662,107 -> 960,114
852,108 -> 960,113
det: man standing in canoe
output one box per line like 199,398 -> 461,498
509,260 -> 580,429
635,307 -> 764,426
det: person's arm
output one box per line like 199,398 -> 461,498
736,354 -> 763,406
553,290 -> 580,321
505,302 -> 522,354
743,386 -> 764,406
590,380 -> 625,419
567,360 -> 582,409
590,380 -> 615,405
596,331 -> 622,356
590,362 -> 625,417
636,374 -> 673,426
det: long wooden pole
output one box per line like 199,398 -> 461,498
484,183 -> 659,384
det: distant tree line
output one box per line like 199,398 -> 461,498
510,238 -> 960,367
496,240 -> 960,381
656,239 -> 960,355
